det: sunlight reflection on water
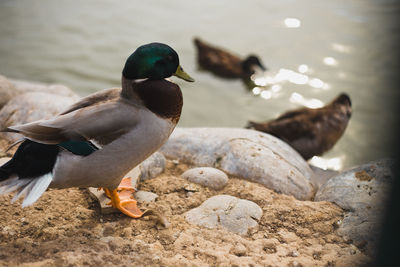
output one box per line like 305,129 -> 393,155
332,43 -> 352,53
323,57 -> 338,66
289,92 -> 324,109
250,66 -> 329,100
298,64 -> 309,73
284,18 -> 301,28
309,156 -> 344,171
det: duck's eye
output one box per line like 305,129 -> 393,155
167,55 -> 173,61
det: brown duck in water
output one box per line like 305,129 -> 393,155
247,93 -> 352,160
194,37 -> 266,80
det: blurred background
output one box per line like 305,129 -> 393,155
0,0 -> 399,170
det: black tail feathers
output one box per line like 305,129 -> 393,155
0,140 -> 60,182
0,138 -> 99,183
0,159 -> 14,181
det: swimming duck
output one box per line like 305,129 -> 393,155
193,38 -> 266,80
0,42 -> 194,218
247,93 -> 352,160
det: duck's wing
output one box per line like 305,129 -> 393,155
274,107 -> 311,121
5,96 -> 139,146
60,87 -> 121,115
263,116 -> 317,142
194,38 -> 243,76
247,108 -> 313,133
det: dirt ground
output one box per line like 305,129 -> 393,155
0,153 -> 371,266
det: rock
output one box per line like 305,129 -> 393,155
161,128 -> 315,200
309,165 -> 339,191
185,195 -> 263,235
0,75 -> 79,110
182,167 -> 228,190
125,166 -> 141,189
0,92 -> 77,142
139,152 -> 166,181
88,187 -> 117,215
315,158 -> 395,254
0,75 -> 80,143
230,243 -> 247,256
183,183 -> 201,192
9,78 -> 79,98
134,191 -> 158,203
0,75 -> 18,109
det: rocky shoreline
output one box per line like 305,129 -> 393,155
0,75 -> 394,266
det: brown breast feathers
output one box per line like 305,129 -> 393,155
134,79 -> 183,123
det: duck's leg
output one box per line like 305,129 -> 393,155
103,177 -> 143,218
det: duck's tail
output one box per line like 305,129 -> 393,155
245,121 -> 271,132
245,121 -> 259,129
0,172 -> 52,207
0,139 -> 58,207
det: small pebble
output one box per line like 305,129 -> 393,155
290,250 -> 299,257
134,191 -> 158,203
182,167 -> 228,190
230,243 -> 247,256
183,184 -> 200,192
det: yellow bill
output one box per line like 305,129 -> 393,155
173,65 -> 195,82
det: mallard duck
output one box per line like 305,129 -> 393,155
0,42 -> 194,218
247,93 -> 352,160
193,38 -> 266,80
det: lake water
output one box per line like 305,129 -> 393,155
0,0 -> 399,169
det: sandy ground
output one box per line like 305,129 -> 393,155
0,155 -> 372,267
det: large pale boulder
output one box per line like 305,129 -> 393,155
315,158 -> 395,254
0,75 -> 18,109
0,92 -> 77,142
161,128 -> 315,200
0,75 -> 80,143
0,75 -> 79,110
9,78 -> 79,98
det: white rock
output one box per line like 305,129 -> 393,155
9,78 -> 79,98
88,188 -> 117,215
315,158 -> 395,254
0,75 -> 79,109
0,75 -> 18,109
161,128 -> 315,200
134,191 -> 158,203
185,195 -> 263,235
182,167 -> 228,190
139,152 -> 166,181
124,166 -> 141,190
309,165 -> 339,191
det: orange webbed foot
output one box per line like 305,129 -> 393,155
103,177 -> 143,218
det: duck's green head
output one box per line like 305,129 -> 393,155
122,43 -> 194,82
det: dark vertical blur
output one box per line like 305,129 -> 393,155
373,2 -> 400,266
